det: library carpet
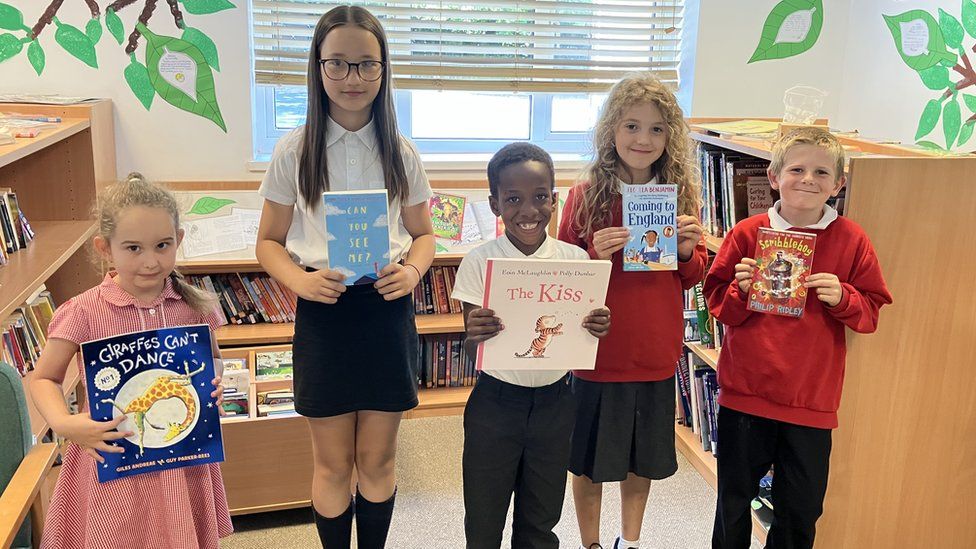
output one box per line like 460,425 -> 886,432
225,415 -> 762,548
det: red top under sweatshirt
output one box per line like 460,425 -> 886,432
558,183 -> 707,382
703,212 -> 892,429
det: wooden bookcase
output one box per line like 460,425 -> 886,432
678,119 -> 976,548
0,100 -> 115,549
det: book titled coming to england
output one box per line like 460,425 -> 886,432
622,184 -> 678,271
323,190 -> 391,285
479,258 -> 611,371
82,325 -> 223,483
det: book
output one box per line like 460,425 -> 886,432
323,190 -> 391,285
255,350 -> 293,380
479,258 -> 611,371
81,324 -> 224,482
622,184 -> 678,271
429,192 -> 466,241
747,227 -> 818,318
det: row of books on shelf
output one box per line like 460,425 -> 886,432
185,273 -> 298,326
0,188 -> 34,265
420,334 -> 476,388
1,289 -> 56,376
413,265 -> 462,315
676,350 -> 720,455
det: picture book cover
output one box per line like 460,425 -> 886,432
429,192 -> 466,241
479,258 -> 611,371
747,227 -> 818,318
81,325 -> 223,483
255,351 -> 293,381
323,190 -> 391,285
622,184 -> 678,271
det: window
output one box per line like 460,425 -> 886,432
252,1 -> 682,161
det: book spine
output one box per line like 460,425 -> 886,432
245,274 -> 275,323
240,274 -> 272,323
213,276 -> 243,324
266,277 -> 297,322
226,275 -> 257,324
262,275 -> 290,324
422,271 -> 435,315
255,275 -> 283,323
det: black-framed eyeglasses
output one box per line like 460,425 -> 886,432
319,59 -> 385,82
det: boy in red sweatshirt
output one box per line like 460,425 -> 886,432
703,127 -> 892,549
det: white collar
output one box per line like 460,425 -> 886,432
326,115 -> 377,150
498,232 -> 557,259
767,200 -> 838,230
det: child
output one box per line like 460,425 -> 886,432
30,173 -> 232,548
558,73 -> 707,549
254,5 -> 434,548
703,127 -> 892,549
452,142 -> 611,548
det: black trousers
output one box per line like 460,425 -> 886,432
462,373 -> 576,549
712,407 -> 832,549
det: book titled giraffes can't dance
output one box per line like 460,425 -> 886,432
479,258 -> 611,371
81,325 -> 224,483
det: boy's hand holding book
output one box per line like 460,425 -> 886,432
804,273 -> 843,307
55,413 -> 131,463
375,262 -> 421,301
465,308 -> 504,343
582,307 -> 612,338
676,215 -> 704,261
592,227 -> 630,260
294,268 -> 347,304
734,257 -> 758,294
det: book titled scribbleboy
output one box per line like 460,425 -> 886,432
82,325 -> 223,483
479,258 -> 611,371
429,192 -> 466,241
622,184 -> 678,271
747,227 -> 818,318
323,190 -> 391,285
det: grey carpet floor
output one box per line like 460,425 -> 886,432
223,416 -> 761,548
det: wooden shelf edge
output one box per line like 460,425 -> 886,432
216,313 -> 465,346
0,442 -> 58,549
704,234 -> 723,254
179,253 -> 464,275
0,119 -> 90,169
416,313 -> 465,334
686,342 -> 720,369
229,499 -> 312,516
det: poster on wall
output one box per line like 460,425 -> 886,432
0,1 -> 236,131
749,0 -> 824,63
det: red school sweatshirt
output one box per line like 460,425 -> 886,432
703,213 -> 893,429
558,184 -> 708,382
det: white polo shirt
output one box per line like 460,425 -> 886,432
452,233 -> 590,388
258,117 -> 432,270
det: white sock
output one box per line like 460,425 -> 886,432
617,534 -> 640,548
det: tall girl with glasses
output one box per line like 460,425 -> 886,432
255,6 -> 434,548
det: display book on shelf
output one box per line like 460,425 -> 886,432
676,118 -> 972,548
0,100 -> 115,548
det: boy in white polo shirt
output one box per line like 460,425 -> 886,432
452,143 -> 611,548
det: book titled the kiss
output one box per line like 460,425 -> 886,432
747,227 -> 818,318
82,325 -> 223,483
479,258 -> 611,371
323,190 -> 391,285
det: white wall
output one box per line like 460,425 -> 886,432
0,1 -> 257,180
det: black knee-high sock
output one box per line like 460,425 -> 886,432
312,498 -> 354,549
355,486 -> 397,549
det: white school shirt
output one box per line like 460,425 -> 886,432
767,200 -> 838,230
258,116 -> 432,270
452,233 -> 589,388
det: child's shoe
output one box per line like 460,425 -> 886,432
613,536 -> 639,549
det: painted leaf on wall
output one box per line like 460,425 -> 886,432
106,8 -> 124,45
27,39 -> 44,75
0,3 -> 24,32
964,94 -> 976,112
138,23 -> 226,131
915,99 -> 941,140
943,97 -> 961,147
182,26 -> 220,71
124,55 -> 155,110
883,10 -> 956,71
963,0 -> 976,39
180,0 -> 236,16
0,32 -> 21,62
55,20 -> 97,68
187,197 -> 235,215
749,0 -> 824,63
958,121 -> 975,147
918,64 -> 951,90
938,8 -> 964,49
85,17 -> 102,45
915,140 -> 946,151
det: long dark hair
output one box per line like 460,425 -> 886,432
299,5 -> 408,208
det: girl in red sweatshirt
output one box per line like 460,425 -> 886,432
558,73 -> 707,549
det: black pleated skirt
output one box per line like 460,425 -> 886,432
292,284 -> 420,418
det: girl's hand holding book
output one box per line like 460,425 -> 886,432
582,307 -> 611,338
592,227 -> 630,260
734,258 -> 758,294
676,215 -> 704,261
804,273 -> 843,307
55,413 -> 131,463
375,262 -> 421,301
211,376 -> 226,416
464,308 -> 504,343
294,269 -> 347,304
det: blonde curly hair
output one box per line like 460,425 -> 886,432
571,73 -> 701,238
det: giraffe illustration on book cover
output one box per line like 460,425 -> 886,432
82,324 -> 224,483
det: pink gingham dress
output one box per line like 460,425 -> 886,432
40,273 -> 233,549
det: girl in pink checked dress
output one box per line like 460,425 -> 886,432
29,174 -> 233,549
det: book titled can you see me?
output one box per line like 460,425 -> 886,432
324,190 -> 391,285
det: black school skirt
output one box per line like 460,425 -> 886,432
292,283 -> 420,418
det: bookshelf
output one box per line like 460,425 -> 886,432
680,120 -> 976,548
0,100 -> 115,548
